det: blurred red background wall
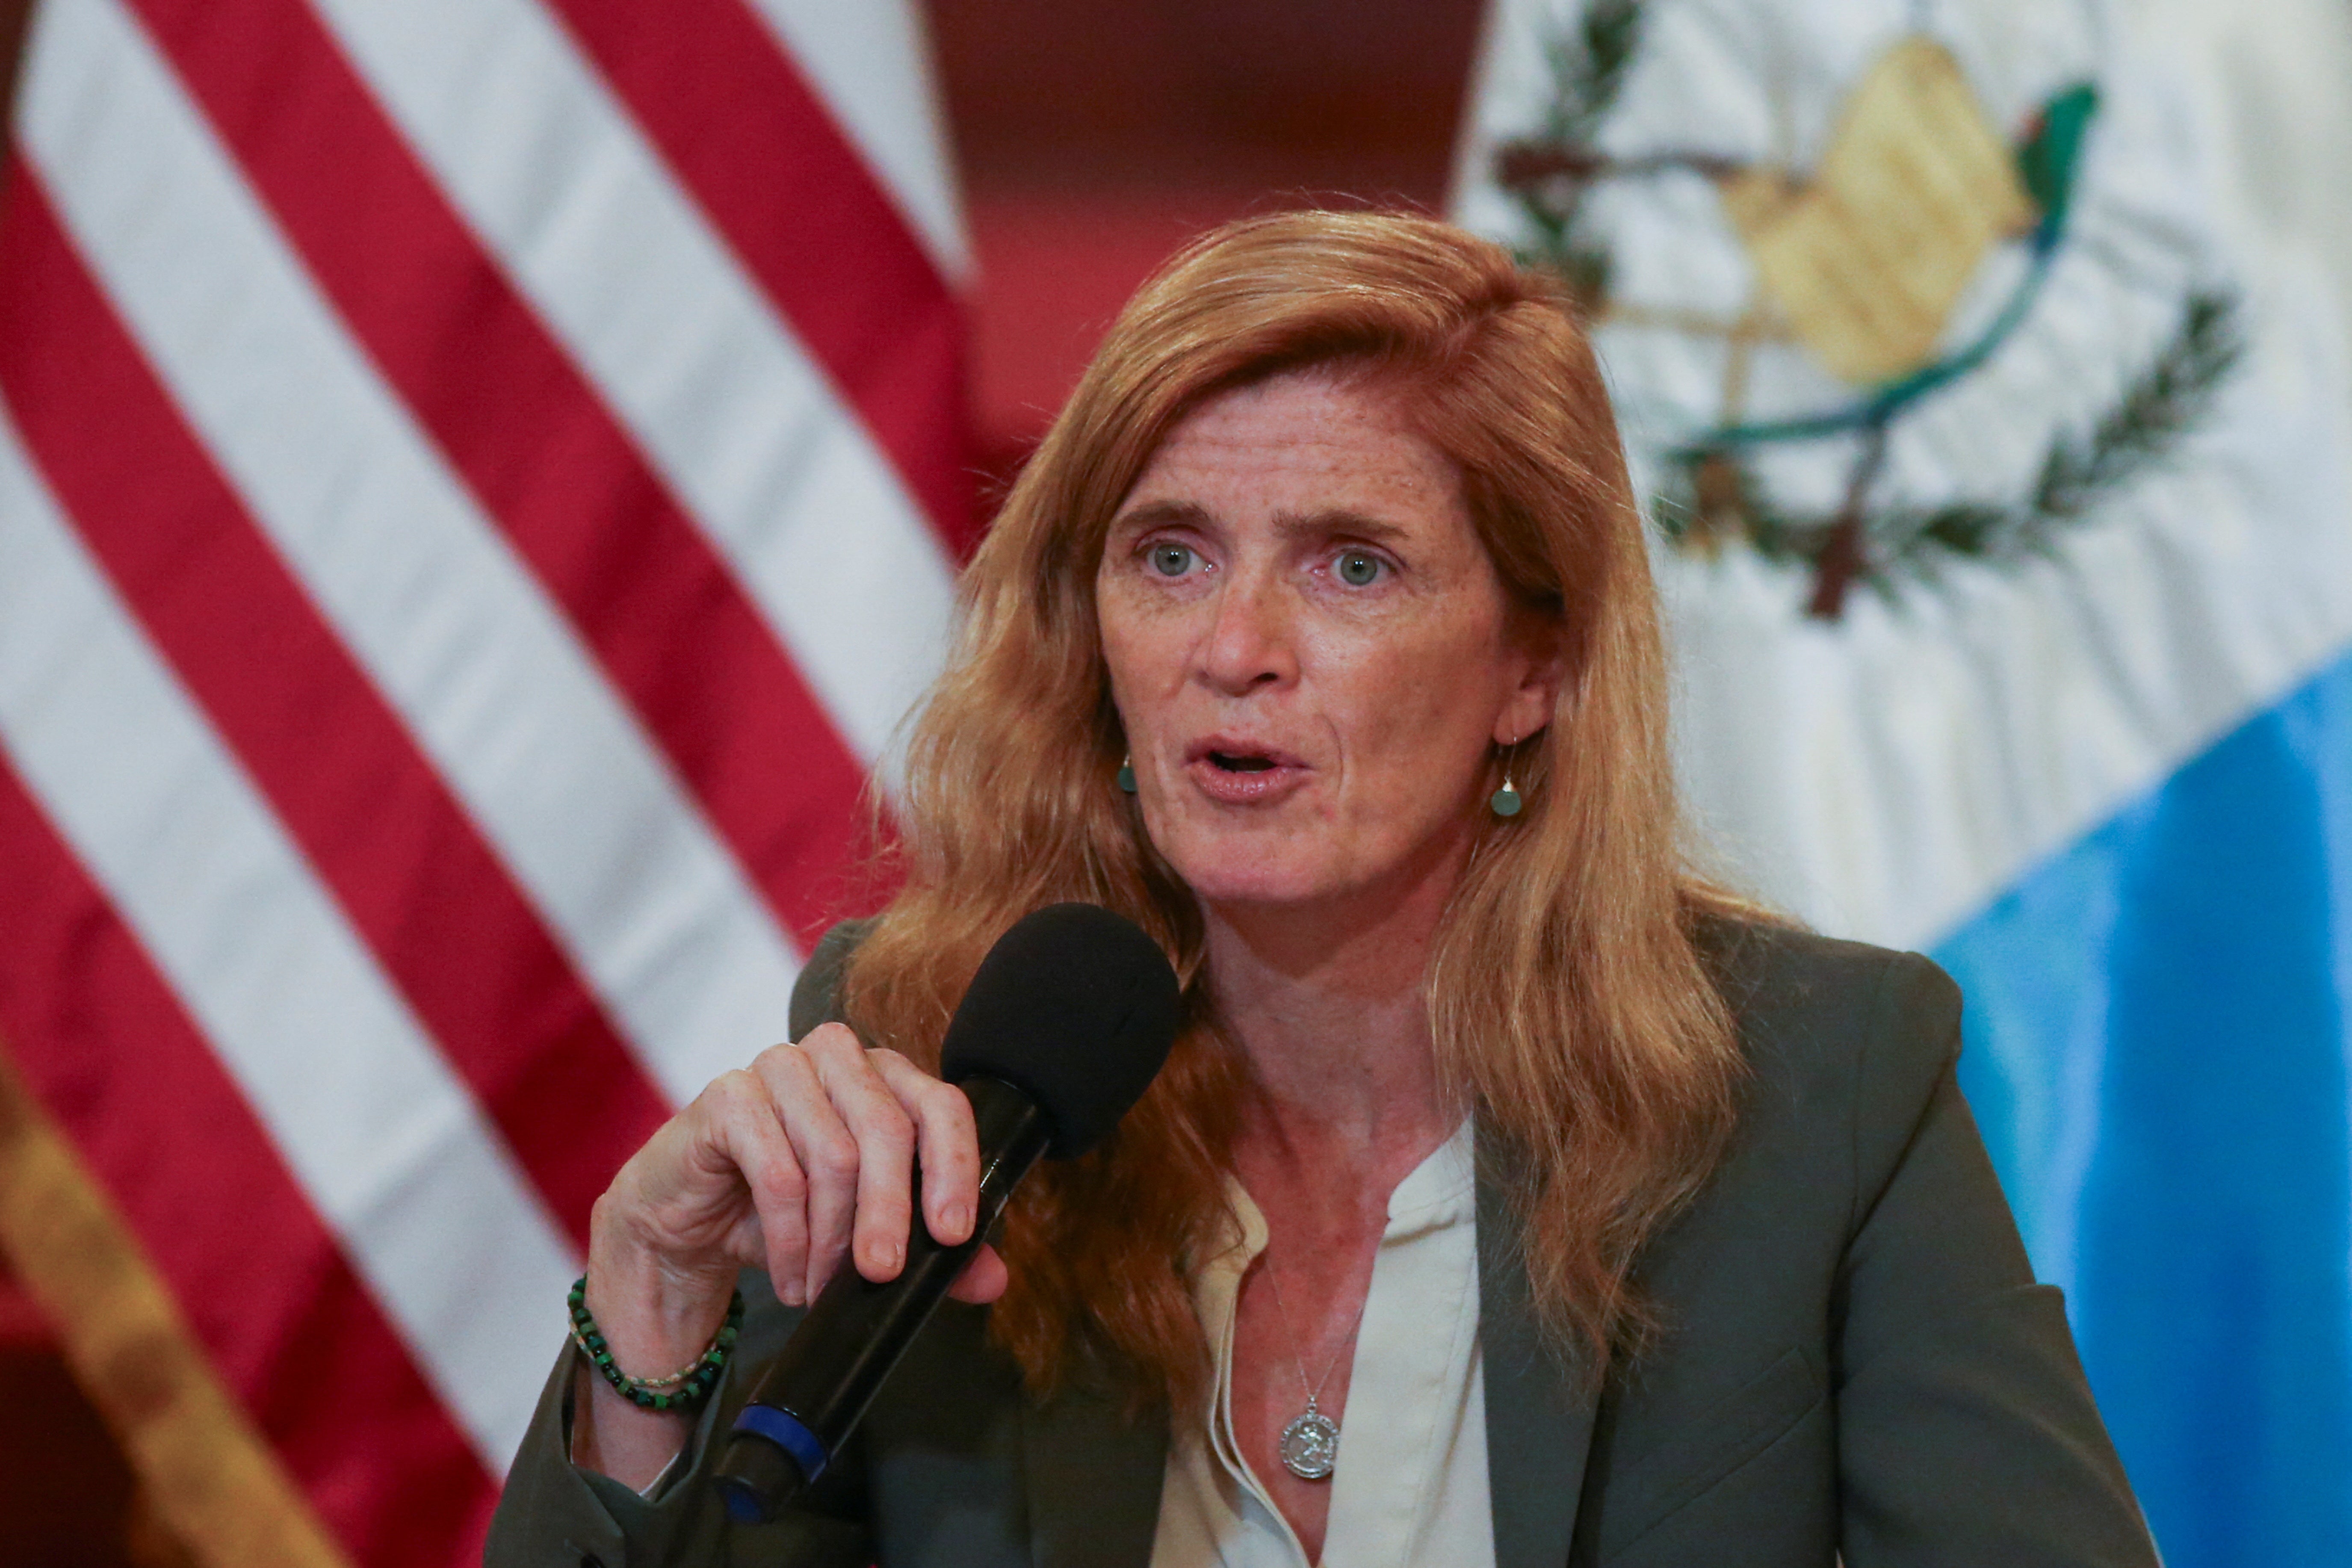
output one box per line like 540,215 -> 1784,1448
930,0 -> 1486,483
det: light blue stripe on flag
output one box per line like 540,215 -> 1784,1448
1938,645 -> 2352,1568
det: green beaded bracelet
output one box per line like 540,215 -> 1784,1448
567,1276 -> 745,1413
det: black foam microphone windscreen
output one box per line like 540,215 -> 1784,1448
937,900 -> 1184,1157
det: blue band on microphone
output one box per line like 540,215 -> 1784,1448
732,1402 -> 829,1484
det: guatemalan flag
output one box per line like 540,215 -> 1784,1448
1458,0 -> 2352,1562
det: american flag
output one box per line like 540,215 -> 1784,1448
0,0 -> 965,1562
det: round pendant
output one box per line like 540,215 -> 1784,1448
1279,1408 -> 1340,1480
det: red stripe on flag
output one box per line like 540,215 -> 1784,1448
546,0 -> 978,556
0,759 -> 497,1568
128,0 -> 883,950
0,164 -> 669,1248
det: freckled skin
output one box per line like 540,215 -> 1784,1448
1097,371 -> 1554,918
1096,372 -> 1561,1555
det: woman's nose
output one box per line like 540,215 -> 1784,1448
1199,572 -> 1298,694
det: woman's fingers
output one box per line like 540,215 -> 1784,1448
799,1026 -> 921,1287
867,1048 -> 982,1246
749,1041 -> 860,1304
694,1066 -> 813,1299
947,1243 -> 1009,1305
718,1024 -> 999,1307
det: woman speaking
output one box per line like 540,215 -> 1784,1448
487,211 -> 2154,1566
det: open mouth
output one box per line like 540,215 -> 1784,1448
1185,739 -> 1306,803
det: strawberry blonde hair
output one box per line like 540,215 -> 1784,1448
839,210 -> 1745,1412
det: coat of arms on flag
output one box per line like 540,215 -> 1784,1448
1477,0 -> 2241,621
1460,0 -> 2352,1562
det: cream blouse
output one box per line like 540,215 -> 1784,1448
1148,1121 -> 1495,1567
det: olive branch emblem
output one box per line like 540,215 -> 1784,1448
1494,0 -> 2242,619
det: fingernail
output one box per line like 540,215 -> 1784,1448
875,1239 -> 903,1274
942,1202 -> 971,1239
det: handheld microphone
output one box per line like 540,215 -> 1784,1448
711,903 -> 1182,1524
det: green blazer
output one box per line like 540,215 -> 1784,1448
486,920 -> 2157,1567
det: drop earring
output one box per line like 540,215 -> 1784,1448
1117,754 -> 1138,794
1489,737 -> 1523,818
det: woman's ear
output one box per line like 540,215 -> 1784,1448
1494,609 -> 1568,745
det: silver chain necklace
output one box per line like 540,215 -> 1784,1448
1261,1261 -> 1368,1481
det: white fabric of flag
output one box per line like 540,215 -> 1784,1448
1458,0 -> 2352,1562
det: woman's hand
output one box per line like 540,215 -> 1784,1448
571,1023 -> 1008,1487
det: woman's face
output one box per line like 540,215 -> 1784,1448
1097,369 -> 1560,917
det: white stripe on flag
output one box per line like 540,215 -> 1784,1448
308,0 -> 960,772
22,0 -> 803,1104
0,408 -> 572,1469
743,0 -> 970,280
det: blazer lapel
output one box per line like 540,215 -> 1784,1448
1019,1378 -> 1169,1568
1013,1164 -> 1596,1568
1479,1161 -> 1602,1568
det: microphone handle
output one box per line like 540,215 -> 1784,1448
712,1076 -> 1049,1524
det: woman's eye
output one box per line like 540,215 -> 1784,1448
1336,550 -> 1383,587
1149,543 -> 1196,577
